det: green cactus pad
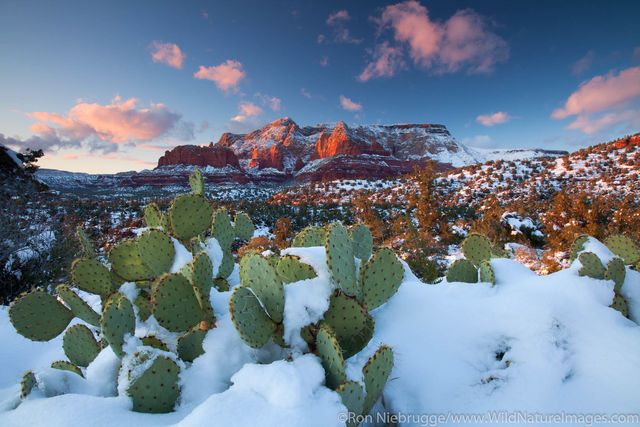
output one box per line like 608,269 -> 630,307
316,324 -> 347,389
267,254 -> 280,269
326,223 -> 359,298
217,249 -> 234,279
360,248 -> 404,310
183,251 -> 213,296
152,273 -> 204,333
479,261 -> 495,285
610,293 -> 629,318
137,229 -> 175,277
62,324 -> 100,367
229,286 -> 277,349
101,293 -> 135,358
213,277 -> 230,292
177,329 -> 207,362
491,244 -> 510,259
71,258 -> 115,296
271,323 -> 288,348
604,234 -> 640,265
76,226 -> 95,258
127,356 -> 180,413
461,233 -> 492,266
336,381 -> 365,426
578,252 -> 605,279
51,361 -> 84,378
362,345 -> 394,416
234,212 -> 255,240
189,168 -> 205,195
240,255 -> 284,323
446,259 -> 478,283
605,258 -> 626,293
211,208 -> 234,249
134,291 -> 152,322
569,234 -> 591,261
193,286 -> 216,329
277,255 -> 317,284
161,213 -> 171,232
20,370 -> 37,399
169,193 -> 213,241
351,224 -> 373,261
108,240 -> 155,283
141,335 -> 169,351
9,291 -> 74,341
144,203 -> 163,229
323,292 -> 374,359
56,285 -> 100,327
291,229 -> 307,247
302,227 -> 327,247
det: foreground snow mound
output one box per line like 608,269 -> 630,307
1,247 -> 640,426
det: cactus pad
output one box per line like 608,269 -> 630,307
217,249 -> 234,279
578,252 -> 605,279
569,234 -> 591,261
141,335 -> 169,351
56,285 -> 100,327
9,291 -> 73,341
362,345 -> 394,416
177,329 -> 207,362
240,255 -> 284,323
461,233 -> 492,266
479,261 -> 495,285
76,226 -> 95,258
182,251 -> 213,296
152,273 -> 204,333
211,208 -> 234,249
277,255 -> 317,284
108,240 -> 155,283
137,230 -> 175,277
71,258 -> 115,296
605,258 -> 626,293
20,371 -> 37,399
213,277 -> 230,292
63,324 -> 100,367
127,356 -> 180,413
316,324 -> 346,389
323,292 -> 374,359
326,223 -> 359,298
144,203 -> 163,229
51,360 -> 84,377
360,248 -> 404,310
234,212 -> 255,241
336,381 -> 365,426
101,293 -> 135,358
604,234 -> 640,265
229,286 -> 277,349
189,168 -> 204,195
302,227 -> 327,247
169,194 -> 213,241
446,259 -> 478,283
610,293 -> 629,317
134,291 -> 152,322
351,224 -> 373,261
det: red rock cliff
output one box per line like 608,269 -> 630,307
157,144 -> 240,169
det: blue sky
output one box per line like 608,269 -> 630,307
0,0 -> 639,173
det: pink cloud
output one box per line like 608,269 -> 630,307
325,9 -> 362,44
476,111 -> 513,126
358,42 -> 405,82
339,95 -> 362,112
194,60 -> 246,92
255,93 -> 281,111
572,50 -> 595,76
301,88 -> 312,99
327,10 -> 350,25
231,101 -> 264,122
360,1 -> 508,80
565,110 -> 640,134
150,41 -> 186,69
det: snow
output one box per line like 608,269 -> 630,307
1,243 -> 640,426
1,144 -> 23,167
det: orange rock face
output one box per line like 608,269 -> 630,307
157,144 -> 240,169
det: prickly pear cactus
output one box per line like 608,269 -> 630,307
108,240 -> 155,283
213,277 -> 230,292
229,286 -> 276,348
323,292 -> 374,359
141,335 -> 168,351
20,370 -> 37,399
276,255 -> 316,284
578,252 -> 605,280
479,260 -> 495,285
217,249 -> 234,279
9,291 -> 73,341
316,324 -> 347,389
181,251 -> 214,296
234,212 -> 255,241
605,257 -> 626,293
56,285 -> 100,327
239,255 -> 284,323
446,259 -> 478,283
360,248 -> 404,310
211,208 -> 234,249
569,234 -> 591,261
71,258 -> 115,297
462,233 -> 492,266
169,194 -> 213,241
177,329 -> 207,362
292,226 -> 326,247
137,229 -> 175,277
62,324 -> 101,367
350,224 -> 373,261
152,273 -> 204,333
76,226 -> 95,258
326,223 -> 359,298
189,167 -> 205,195
127,355 -> 181,413
144,203 -> 163,229
610,293 -> 629,318
336,381 -> 365,427
605,234 -> 640,265
362,345 -> 394,416
101,293 -> 135,358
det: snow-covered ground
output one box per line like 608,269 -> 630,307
1,240 -> 639,426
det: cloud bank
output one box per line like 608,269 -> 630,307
194,60 -> 246,92
150,41 -> 186,69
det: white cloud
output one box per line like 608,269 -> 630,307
476,111 -> 513,126
194,60 -> 246,92
231,101 -> 263,122
339,95 -> 362,112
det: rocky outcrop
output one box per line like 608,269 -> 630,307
157,143 -> 240,169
